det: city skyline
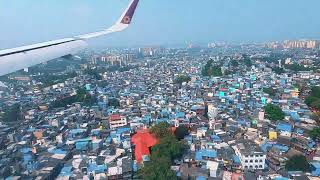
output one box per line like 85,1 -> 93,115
1,0 -> 320,49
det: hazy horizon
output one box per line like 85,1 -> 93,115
1,0 -> 320,49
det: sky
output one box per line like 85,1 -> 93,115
1,0 -> 320,49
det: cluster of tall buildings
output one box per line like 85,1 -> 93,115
266,40 -> 320,49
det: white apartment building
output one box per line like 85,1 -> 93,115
109,114 -> 127,129
233,140 -> 266,170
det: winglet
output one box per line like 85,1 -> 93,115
76,0 -> 140,40
117,0 -> 140,25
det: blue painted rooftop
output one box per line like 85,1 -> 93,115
117,127 -> 131,134
195,149 -> 217,161
88,164 -> 107,173
48,148 -> 67,155
196,176 -> 207,180
233,155 -> 241,164
276,123 -> 292,132
310,162 -> 320,168
176,111 -> 185,118
59,166 -> 72,176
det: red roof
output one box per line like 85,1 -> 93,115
131,130 -> 158,162
109,114 -> 121,121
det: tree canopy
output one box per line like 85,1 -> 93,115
1,104 -> 20,122
174,125 -> 189,140
263,87 -> 276,97
272,67 -> 285,75
51,88 -> 96,108
201,60 -> 223,77
285,155 -> 310,172
230,60 -> 239,67
142,122 -> 186,180
309,127 -> 320,140
150,122 -> 171,138
174,75 -> 191,85
142,157 -> 177,180
284,63 -> 313,72
108,98 -> 120,108
305,87 -> 320,110
264,104 -> 285,121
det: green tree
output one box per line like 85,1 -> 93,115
174,75 -> 191,85
142,157 -> 177,180
311,87 -> 320,98
84,68 -> 102,80
150,122 -> 171,138
272,67 -> 285,75
142,122 -> 187,180
108,98 -> 120,108
264,104 -> 284,121
1,104 -> 20,122
305,87 -> 320,110
309,128 -> 320,140
244,58 -> 252,67
51,88 -> 96,108
231,60 -> 239,67
263,87 -> 276,96
284,63 -> 313,72
202,60 -> 223,77
174,126 -> 189,140
151,135 -> 186,161
285,155 -> 310,172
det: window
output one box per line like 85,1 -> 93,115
244,166 -> 248,169
249,165 -> 253,169
255,165 -> 258,169
255,160 -> 258,163
259,159 -> 263,162
250,160 -> 253,163
259,165 -> 262,168
245,160 -> 248,163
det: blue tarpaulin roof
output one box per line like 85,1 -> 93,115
233,155 -> 241,164
196,176 -> 207,180
276,123 -> 292,132
195,149 -> 217,161
88,164 -> 107,173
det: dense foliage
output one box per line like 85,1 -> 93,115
174,125 -> 189,140
230,60 -> 239,67
263,87 -> 276,96
36,72 -> 77,88
150,121 -> 171,138
174,75 -> 191,85
1,104 -> 20,122
243,57 -> 252,67
264,104 -> 285,121
201,60 -> 222,77
305,87 -> 320,110
84,68 -> 102,80
108,98 -> 120,108
284,63 -> 313,72
309,128 -> 320,140
285,155 -> 310,172
142,122 -> 186,180
51,88 -> 96,108
272,67 -> 285,75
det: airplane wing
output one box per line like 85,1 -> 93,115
0,0 -> 139,76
